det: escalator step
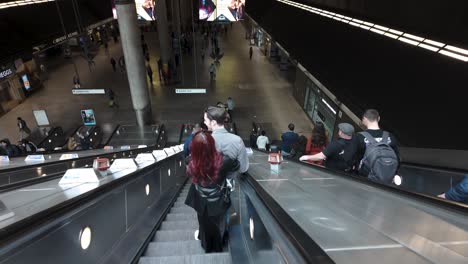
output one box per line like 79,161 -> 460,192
145,240 -> 204,257
165,213 -> 197,221
171,204 -> 192,210
170,207 -> 196,214
176,197 -> 188,203
153,230 -> 196,242
139,253 -> 232,264
160,220 -> 198,231
173,201 -> 187,207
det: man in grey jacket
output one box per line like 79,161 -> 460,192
204,106 -> 249,177
204,106 -> 249,232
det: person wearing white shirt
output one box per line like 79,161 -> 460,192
256,130 -> 269,150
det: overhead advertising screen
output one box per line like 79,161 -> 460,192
81,109 -> 97,126
199,0 -> 246,21
112,0 -> 155,21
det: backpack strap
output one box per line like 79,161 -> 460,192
381,131 -> 390,144
359,131 -> 377,144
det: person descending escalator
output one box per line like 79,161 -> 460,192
209,63 -> 216,81
304,122 -> 328,166
300,123 -> 358,172
185,131 -> 239,253
356,109 -> 400,184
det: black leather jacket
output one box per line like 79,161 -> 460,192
185,156 -> 239,216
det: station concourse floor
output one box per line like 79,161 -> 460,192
0,22 -> 313,143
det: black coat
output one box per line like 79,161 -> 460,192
185,156 -> 239,217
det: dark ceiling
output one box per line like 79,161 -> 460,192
0,0 -> 112,63
298,0 -> 468,48
247,0 -> 468,150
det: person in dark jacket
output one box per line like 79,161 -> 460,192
183,123 -> 202,157
185,131 -> 239,253
19,139 -> 37,153
439,176 -> 468,204
0,139 -> 21,157
281,123 -> 299,157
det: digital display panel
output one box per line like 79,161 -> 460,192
81,109 -> 97,126
199,0 -> 246,21
112,0 -> 155,21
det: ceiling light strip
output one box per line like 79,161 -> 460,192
277,0 -> 468,62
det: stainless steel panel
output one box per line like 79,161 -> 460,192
2,191 -> 127,264
247,151 -> 468,263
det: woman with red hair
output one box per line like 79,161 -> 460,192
185,131 -> 239,253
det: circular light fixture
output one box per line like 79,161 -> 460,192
79,226 -> 92,250
48,139 -> 52,143
90,138 -> 93,142
249,217 -> 254,240
168,169 -> 171,176
145,184 -> 150,196
393,175 -> 402,186
94,132 -> 97,135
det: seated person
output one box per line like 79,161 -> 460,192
438,176 -> 468,204
299,123 -> 357,172
281,123 -> 299,157
305,122 -> 328,166
256,130 -> 269,150
0,139 -> 21,157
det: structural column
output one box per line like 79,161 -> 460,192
179,0 -> 190,32
115,0 -> 152,126
173,0 -> 181,37
155,0 -> 172,74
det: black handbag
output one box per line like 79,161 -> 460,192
198,174 -> 231,204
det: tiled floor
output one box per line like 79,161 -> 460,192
0,22 -> 313,143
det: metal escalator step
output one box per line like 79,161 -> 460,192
176,198 -> 188,203
171,204 -> 192,210
145,240 -> 204,257
139,253 -> 232,264
165,213 -> 197,222
160,220 -> 198,231
170,207 -> 196,214
153,230 -> 196,242
173,201 -> 187,207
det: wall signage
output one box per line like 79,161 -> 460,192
0,68 -> 13,79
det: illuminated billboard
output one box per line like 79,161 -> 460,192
199,0 -> 246,21
112,0 -> 155,21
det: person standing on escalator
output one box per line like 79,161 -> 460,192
185,131 -> 239,253
203,106 -> 249,232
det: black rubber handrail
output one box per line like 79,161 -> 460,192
178,123 -> 186,144
102,124 -> 121,147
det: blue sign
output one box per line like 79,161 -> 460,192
81,109 -> 96,126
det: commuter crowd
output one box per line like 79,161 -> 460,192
277,109 -> 401,184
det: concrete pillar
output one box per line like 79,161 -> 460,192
179,0 -> 190,32
173,0 -> 181,37
155,0 -> 172,73
115,0 -> 152,126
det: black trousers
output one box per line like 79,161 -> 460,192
197,211 -> 226,253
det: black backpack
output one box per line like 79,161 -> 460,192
359,132 -> 398,184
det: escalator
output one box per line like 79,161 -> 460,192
0,124 -> 167,191
2,131 -> 468,263
139,183 -> 232,263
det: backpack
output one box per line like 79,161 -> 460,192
359,132 -> 398,184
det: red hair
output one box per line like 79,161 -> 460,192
187,131 -> 222,186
